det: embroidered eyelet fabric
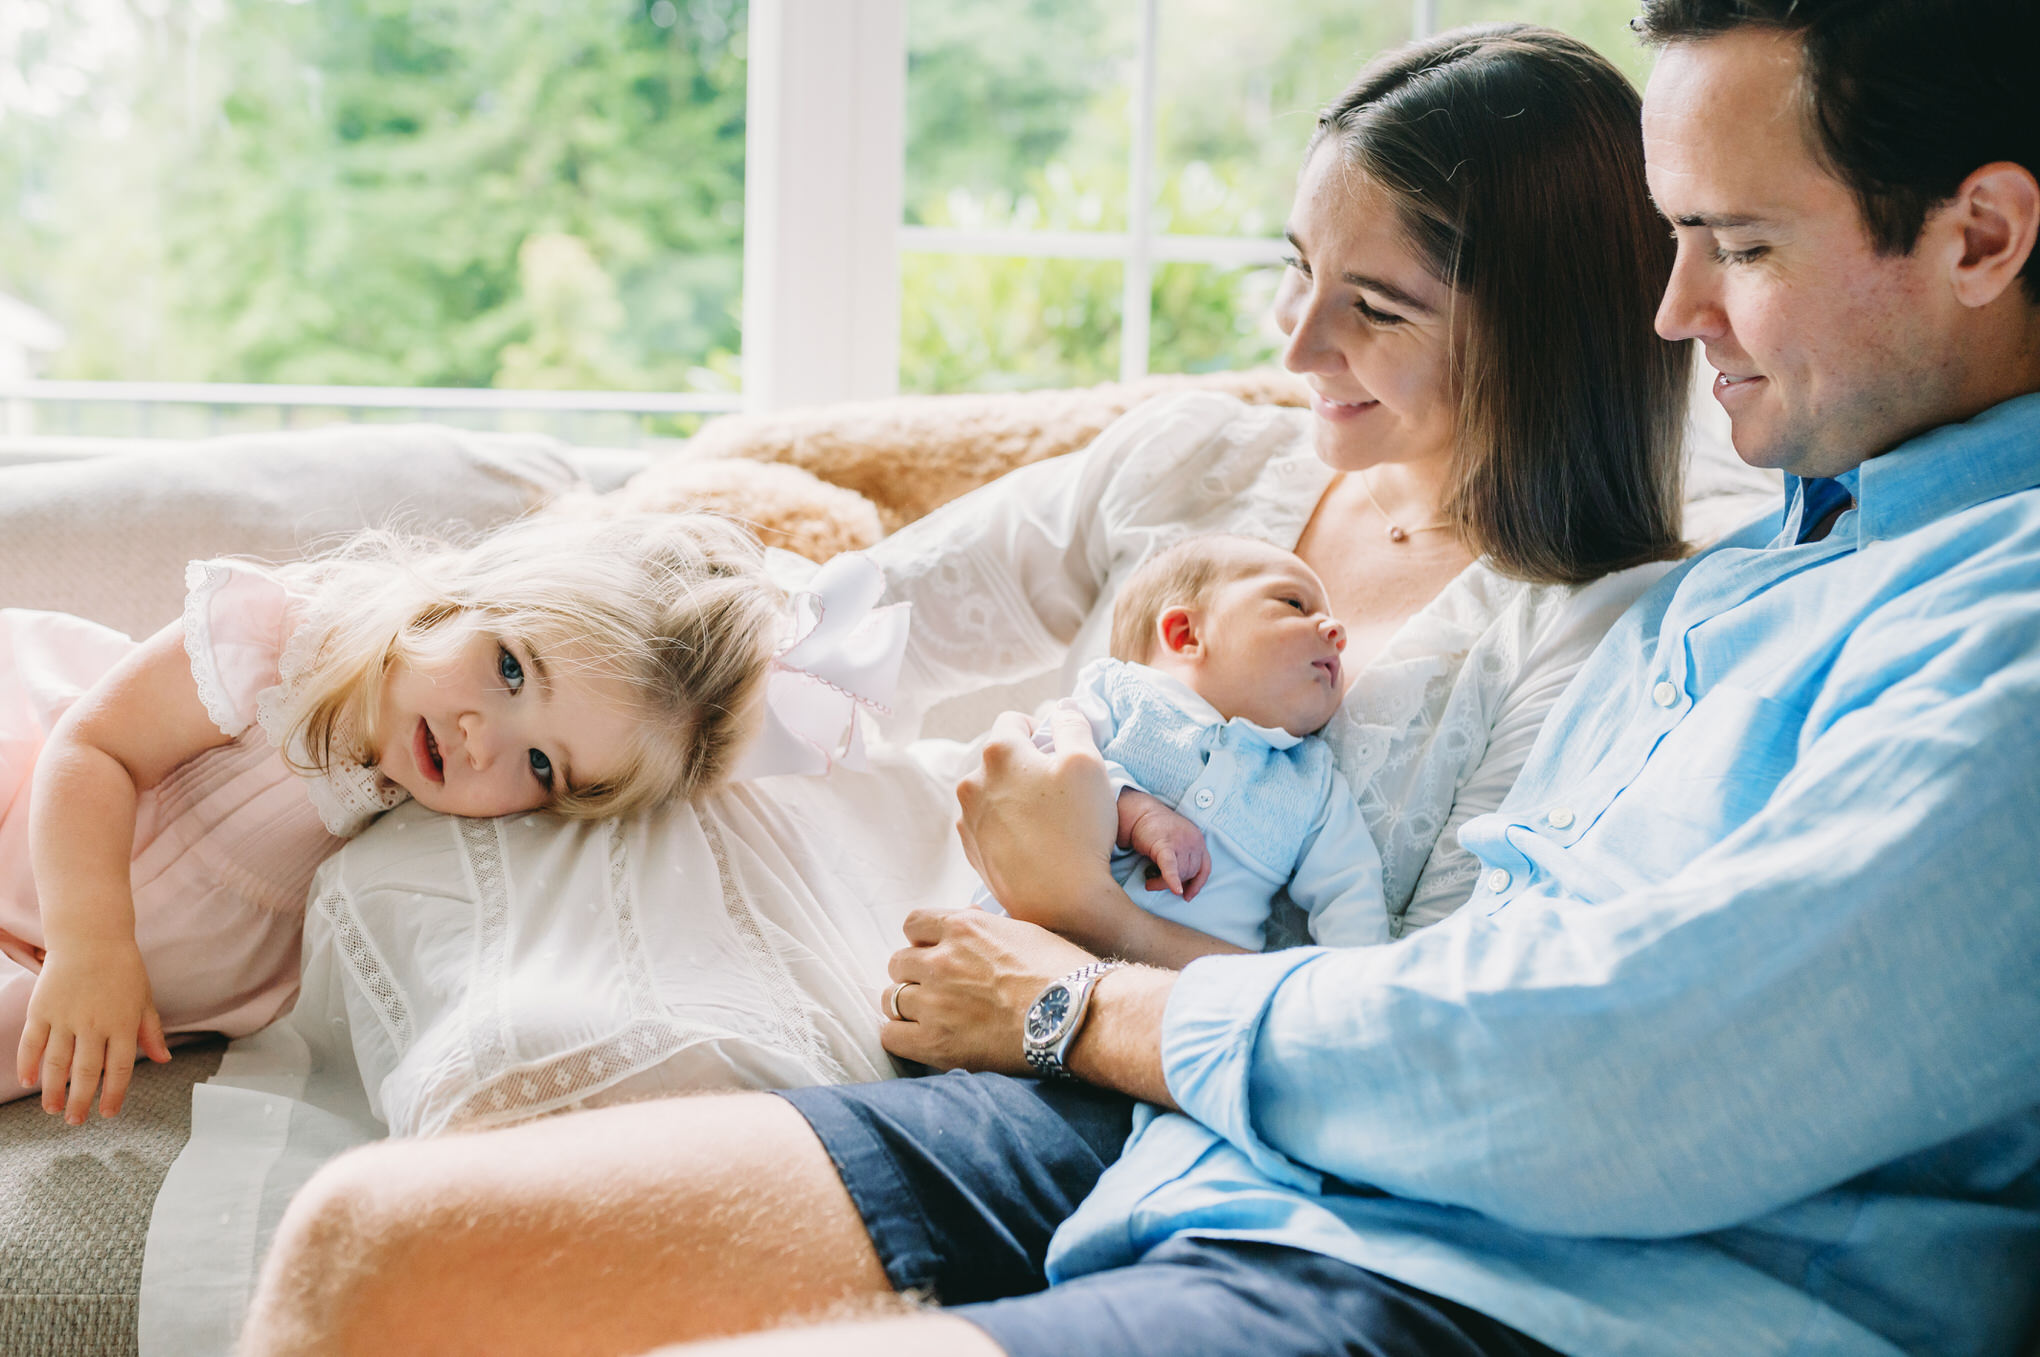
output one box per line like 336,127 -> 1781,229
867,392 -> 1672,937
309,747 -> 971,1137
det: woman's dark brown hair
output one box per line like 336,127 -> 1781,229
1311,25 -> 1689,585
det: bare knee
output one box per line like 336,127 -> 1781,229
237,1093 -> 891,1357
239,1135 -> 477,1357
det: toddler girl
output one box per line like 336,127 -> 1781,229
0,510 -> 892,1124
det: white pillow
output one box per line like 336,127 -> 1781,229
307,747 -> 976,1136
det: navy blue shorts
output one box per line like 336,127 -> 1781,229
775,1071 -> 1558,1357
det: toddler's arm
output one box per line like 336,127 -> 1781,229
1116,789 -> 1210,900
20,621 -> 233,1121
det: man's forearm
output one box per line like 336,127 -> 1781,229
1065,965 -> 1177,1109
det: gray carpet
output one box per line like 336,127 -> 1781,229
0,1038 -> 224,1357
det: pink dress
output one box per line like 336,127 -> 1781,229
0,561 -> 404,1099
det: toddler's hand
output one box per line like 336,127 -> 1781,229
17,940 -> 171,1123
1116,789 -> 1211,900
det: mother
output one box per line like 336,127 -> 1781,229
244,25 -> 1693,1356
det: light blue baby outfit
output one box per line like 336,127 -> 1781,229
974,658 -> 1385,950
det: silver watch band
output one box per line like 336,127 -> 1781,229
1023,960 -> 1125,1080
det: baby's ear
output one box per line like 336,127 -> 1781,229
1156,606 -> 1200,657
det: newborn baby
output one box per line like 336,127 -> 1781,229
974,533 -> 1387,951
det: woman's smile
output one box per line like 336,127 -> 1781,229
1308,389 -> 1381,422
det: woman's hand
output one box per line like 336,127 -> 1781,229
18,936 -> 171,1122
956,704 -> 1122,939
878,907 -> 1097,1074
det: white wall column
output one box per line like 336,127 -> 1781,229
1118,0 -> 1159,385
740,0 -> 905,413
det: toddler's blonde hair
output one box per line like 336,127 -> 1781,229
1108,534 -> 1286,664
275,509 -> 782,817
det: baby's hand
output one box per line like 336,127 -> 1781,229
17,940 -> 171,1123
1116,789 -> 1211,900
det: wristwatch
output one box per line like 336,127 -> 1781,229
1023,961 -> 1126,1080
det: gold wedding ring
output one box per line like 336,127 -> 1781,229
883,980 -> 917,1022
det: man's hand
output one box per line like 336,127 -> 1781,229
1116,790 -> 1210,899
956,704 -> 1121,938
878,907 -> 1098,1074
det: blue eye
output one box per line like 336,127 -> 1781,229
498,645 -> 524,692
528,748 -> 553,788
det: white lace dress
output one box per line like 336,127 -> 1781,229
873,390 -> 1673,935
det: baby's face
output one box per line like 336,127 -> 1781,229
1168,545 -> 1348,737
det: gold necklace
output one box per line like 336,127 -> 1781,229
1355,470 -> 1450,543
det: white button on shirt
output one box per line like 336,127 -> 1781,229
1652,681 -> 1680,707
1485,868 -> 1512,893
1194,788 -> 1216,809
1545,808 -> 1575,829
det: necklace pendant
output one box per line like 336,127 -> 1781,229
1387,525 -> 1409,543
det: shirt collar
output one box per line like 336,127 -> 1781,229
1781,391 -> 2040,546
1129,663 -> 1308,749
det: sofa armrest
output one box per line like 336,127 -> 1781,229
0,425 -> 637,639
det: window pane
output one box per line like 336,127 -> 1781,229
1148,260 -> 1283,377
1434,0 -> 1656,88
899,254 -> 1120,395
904,0 -> 1132,233
1154,0 -> 1409,242
0,0 -> 747,393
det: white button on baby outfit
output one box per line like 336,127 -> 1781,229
1485,868 -> 1512,893
1545,808 -> 1575,829
1652,681 -> 1680,707
1194,788 -> 1216,809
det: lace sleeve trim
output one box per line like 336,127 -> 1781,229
181,560 -> 253,738
250,594 -> 409,839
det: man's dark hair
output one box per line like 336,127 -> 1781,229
1634,0 -> 2039,301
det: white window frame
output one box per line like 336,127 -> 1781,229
2,2 -> 1446,432
745,0 -> 1441,407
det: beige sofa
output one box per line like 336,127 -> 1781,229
0,424 -> 644,1355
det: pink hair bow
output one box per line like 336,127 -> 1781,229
727,551 -> 911,781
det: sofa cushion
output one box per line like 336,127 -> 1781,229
0,1039 -> 226,1357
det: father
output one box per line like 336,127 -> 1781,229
240,1 -> 2039,1354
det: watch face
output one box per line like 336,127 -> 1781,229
1027,984 -> 1074,1043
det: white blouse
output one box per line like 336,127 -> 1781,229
868,390 -> 1673,934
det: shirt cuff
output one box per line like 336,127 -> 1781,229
1160,947 -> 1333,1194
1103,759 -> 1139,798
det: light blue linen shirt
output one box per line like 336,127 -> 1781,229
1046,393 -> 2040,1357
